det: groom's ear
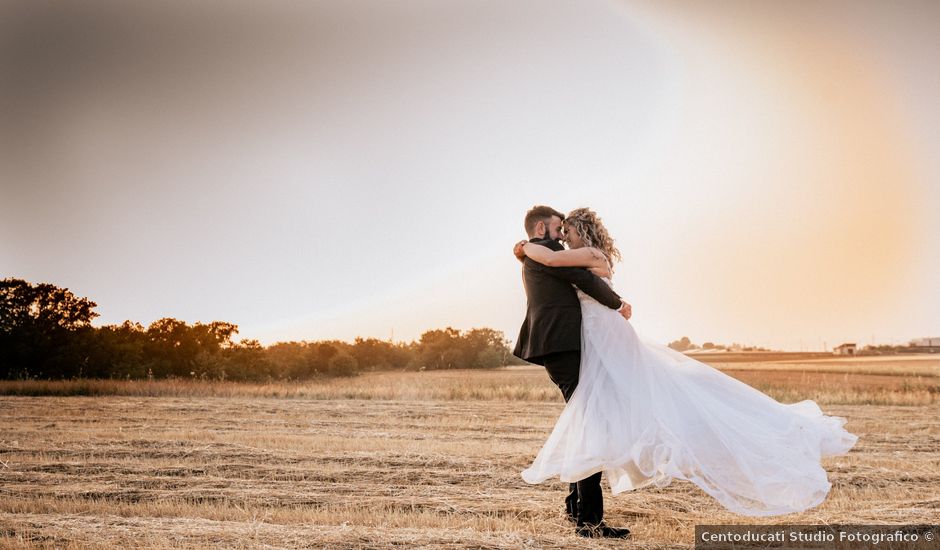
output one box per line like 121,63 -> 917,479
534,220 -> 545,238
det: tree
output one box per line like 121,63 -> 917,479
143,318 -> 239,378
463,328 -> 513,368
417,328 -> 463,370
668,336 -> 693,352
1,277 -> 521,380
327,351 -> 358,377
351,337 -> 410,371
266,341 -> 313,379
414,327 -> 514,370
0,278 -> 98,332
84,321 -> 147,378
0,278 -> 99,378
145,318 -> 193,377
223,339 -> 272,381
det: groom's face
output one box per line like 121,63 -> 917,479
543,216 -> 564,241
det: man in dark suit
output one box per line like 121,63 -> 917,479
512,205 -> 632,539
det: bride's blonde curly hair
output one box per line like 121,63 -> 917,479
563,207 -> 622,265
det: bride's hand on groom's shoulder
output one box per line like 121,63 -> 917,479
513,240 -> 527,262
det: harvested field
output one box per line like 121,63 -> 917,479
1,358 -> 938,548
2,357 -> 937,406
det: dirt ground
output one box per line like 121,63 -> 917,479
1,383 -> 938,548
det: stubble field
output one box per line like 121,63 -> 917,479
1,355 -> 939,548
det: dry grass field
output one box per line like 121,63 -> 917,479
1,356 -> 938,548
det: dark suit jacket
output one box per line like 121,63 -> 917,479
512,237 -> 622,364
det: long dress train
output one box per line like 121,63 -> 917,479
521,279 -> 859,517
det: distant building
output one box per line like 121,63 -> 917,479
908,337 -> 940,353
910,337 -> 940,347
834,343 -> 857,356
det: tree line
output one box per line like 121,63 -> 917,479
0,278 -> 524,381
667,336 -> 770,353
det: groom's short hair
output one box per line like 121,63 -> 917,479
524,205 -> 565,237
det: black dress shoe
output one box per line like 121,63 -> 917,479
576,522 -> 631,538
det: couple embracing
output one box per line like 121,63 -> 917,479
511,205 -> 858,539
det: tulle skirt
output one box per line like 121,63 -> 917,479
521,297 -> 859,517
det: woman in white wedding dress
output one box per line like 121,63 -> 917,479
514,208 -> 859,517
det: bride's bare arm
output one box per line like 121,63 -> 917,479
521,243 -> 607,270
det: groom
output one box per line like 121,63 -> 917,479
512,205 -> 632,539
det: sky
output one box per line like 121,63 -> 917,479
1,0 -> 938,351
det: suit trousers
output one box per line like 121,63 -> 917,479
539,350 -> 604,526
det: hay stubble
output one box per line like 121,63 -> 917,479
1,358 -> 938,548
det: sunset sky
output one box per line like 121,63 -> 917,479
2,1 -> 938,351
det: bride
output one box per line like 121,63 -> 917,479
513,207 -> 859,517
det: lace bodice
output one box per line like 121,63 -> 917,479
575,276 -> 614,303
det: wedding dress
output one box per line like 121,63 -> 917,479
521,277 -> 859,517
